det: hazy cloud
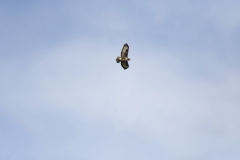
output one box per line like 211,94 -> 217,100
1,0 -> 240,160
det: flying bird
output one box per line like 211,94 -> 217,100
116,43 -> 130,70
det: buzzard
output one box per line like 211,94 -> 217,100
116,43 -> 130,70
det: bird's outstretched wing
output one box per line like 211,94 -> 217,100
121,61 -> 129,70
121,43 -> 129,57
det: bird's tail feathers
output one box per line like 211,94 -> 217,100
116,57 -> 121,63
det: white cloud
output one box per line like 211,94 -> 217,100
1,37 -> 239,159
1,0 -> 240,159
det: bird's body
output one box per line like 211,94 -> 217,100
116,43 -> 130,70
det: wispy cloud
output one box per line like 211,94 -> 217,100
0,0 -> 240,160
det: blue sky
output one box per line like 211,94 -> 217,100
0,0 -> 240,160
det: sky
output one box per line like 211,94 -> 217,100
0,0 -> 240,160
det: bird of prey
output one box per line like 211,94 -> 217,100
116,43 -> 130,70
